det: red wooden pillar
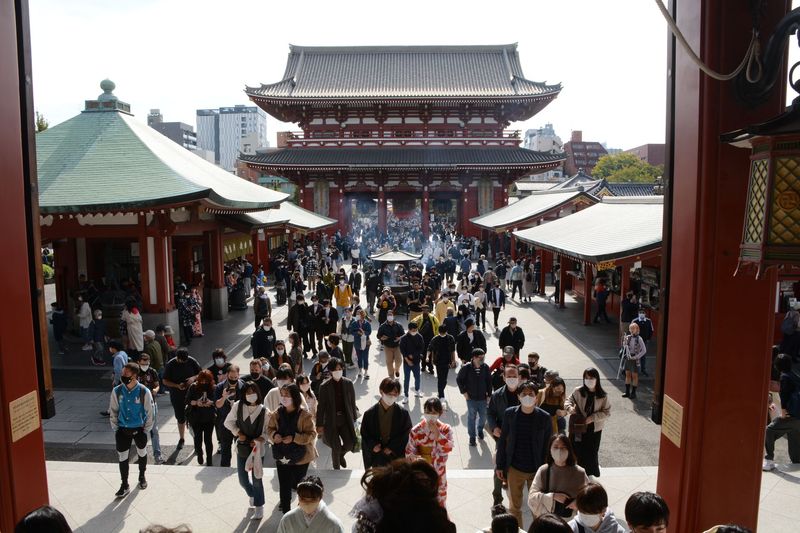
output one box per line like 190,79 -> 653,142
655,1 -> 790,531
538,250 -> 550,296
421,188 -> 430,238
152,234 -> 173,313
287,228 -> 295,251
0,0 -> 50,527
378,188 -> 387,233
582,264 -> 592,325
510,233 -> 517,260
52,238 -> 76,310
138,220 -> 154,312
205,228 -> 224,289
251,232 -> 262,267
619,263 -> 630,339
558,256 -> 567,309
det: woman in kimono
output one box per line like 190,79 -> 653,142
191,283 -> 204,337
405,397 -> 454,506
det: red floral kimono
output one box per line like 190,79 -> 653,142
405,419 -> 454,506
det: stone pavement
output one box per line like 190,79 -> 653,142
45,460 -> 799,532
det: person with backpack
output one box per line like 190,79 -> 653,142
253,286 -> 271,331
108,362 -> 155,499
763,353 -> 800,471
779,301 -> 800,360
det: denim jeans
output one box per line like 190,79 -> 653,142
237,454 -> 265,507
150,405 -> 162,459
403,361 -> 421,397
356,348 -> 369,370
466,398 -> 487,439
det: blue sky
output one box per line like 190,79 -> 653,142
30,0 -> 671,149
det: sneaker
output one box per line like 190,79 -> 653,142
347,363 -> 357,369
138,477 -> 147,490
477,432 -> 485,441
249,497 -> 255,507
176,438 -> 185,450
115,484 -> 130,498
395,371 -> 400,378
252,506 -> 264,520
364,373 -> 370,379
81,344 -> 93,351
100,410 -> 110,417
763,459 -> 777,471
401,398 -> 408,405
358,369 -> 363,377
469,438 -> 476,447
414,391 -> 423,398
154,456 -> 165,465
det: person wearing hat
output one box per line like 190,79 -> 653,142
456,318 -> 487,364
499,317 -> 526,357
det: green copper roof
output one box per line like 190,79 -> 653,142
37,86 -> 287,214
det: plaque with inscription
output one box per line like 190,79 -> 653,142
661,394 -> 683,448
9,390 -> 40,443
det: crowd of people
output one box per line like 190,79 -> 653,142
45,224 -> 788,533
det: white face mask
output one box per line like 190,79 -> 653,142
214,358 -> 225,367
140,364 -> 150,372
381,394 -> 397,406
331,370 -> 343,381
280,396 -> 293,408
520,395 -> 536,408
423,413 -> 439,423
584,378 -> 597,389
245,394 -> 258,404
638,313 -> 645,320
577,511 -> 602,528
551,448 -> 569,465
276,349 -> 285,355
387,315 -> 394,322
300,383 -> 311,392
339,281 -> 345,286
505,377 -> 519,390
277,380 -> 290,388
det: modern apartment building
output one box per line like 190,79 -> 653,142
196,105 -> 268,171
147,109 -> 197,151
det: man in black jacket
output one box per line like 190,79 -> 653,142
498,317 -> 525,356
456,318 -> 487,363
348,265 -> 362,294
360,377 -> 412,469
365,269 -> 381,315
487,282 -> 506,329
495,381 -> 552,526
287,294 -> 314,356
251,317 -> 276,360
377,312 -> 405,378
308,295 -> 324,352
399,322 -> 426,402
428,325 -> 456,401
486,364 -> 521,505
456,348 -> 492,446
316,358 -> 358,470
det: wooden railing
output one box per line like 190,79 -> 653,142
281,129 -> 522,148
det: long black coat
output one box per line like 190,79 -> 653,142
316,377 -> 358,452
456,330 -> 487,362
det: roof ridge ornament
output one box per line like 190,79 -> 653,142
83,79 -> 132,115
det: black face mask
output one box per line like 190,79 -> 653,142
121,376 -> 132,385
177,357 -> 188,364
250,372 -> 260,380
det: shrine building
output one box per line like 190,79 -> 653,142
239,44 -> 565,237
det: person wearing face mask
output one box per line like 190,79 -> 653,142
411,304 -> 440,374
296,375 -> 317,418
268,383 -> 318,514
630,308 -> 653,377
538,377 -> 569,434
108,362 -> 155,498
276,475 -> 345,533
399,321 -> 426,402
360,377 -> 412,469
308,295 -> 324,353
528,353 -> 548,389
266,366 -> 308,413
247,359 -> 275,399
185,369 -> 217,465
435,294 -> 456,326
488,281 -> 507,330
456,348 -> 493,446
487,364 -> 522,506
567,482 -> 625,533
529,434 -> 588,520
565,368 -> 611,478
405,397 -> 454,506
499,317 -> 525,357
161,348 -> 202,451
378,311 -> 405,378
206,348 -> 231,385
496,381 -> 553,528
456,318 -> 487,365
310,351 -> 331,396
623,491 -> 670,533
376,288 -> 396,326
224,382 -> 269,520
214,365 -> 244,468
316,358 -> 358,470
428,324 -> 457,402
318,299 -> 339,344
251,317 -> 277,361
349,309 -> 373,378
135,353 -> 164,464
620,322 -> 646,399
338,307 -> 356,369
287,294 -> 315,357
333,278 -> 353,318
619,291 -> 639,343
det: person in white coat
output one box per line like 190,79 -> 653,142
122,301 -> 144,356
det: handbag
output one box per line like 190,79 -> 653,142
271,408 -> 306,465
353,419 -> 362,453
568,412 -> 587,435
545,465 -> 574,518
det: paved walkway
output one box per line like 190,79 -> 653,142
45,460 -> 798,532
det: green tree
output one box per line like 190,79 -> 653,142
35,111 -> 48,132
592,152 -> 661,183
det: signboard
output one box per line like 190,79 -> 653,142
9,390 -> 40,442
661,394 -> 683,448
